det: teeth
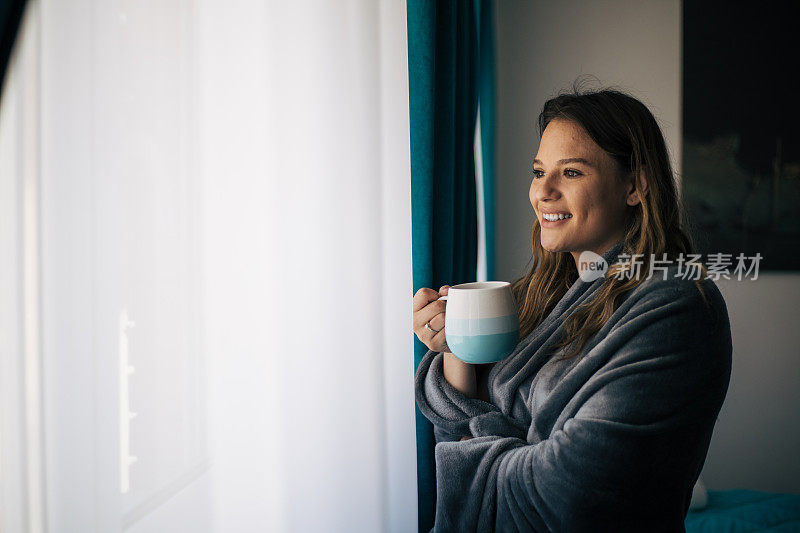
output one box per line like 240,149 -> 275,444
543,213 -> 572,221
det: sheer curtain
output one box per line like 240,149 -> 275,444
0,1 -> 416,532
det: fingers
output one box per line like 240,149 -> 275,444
427,311 -> 445,332
429,325 -> 448,351
412,286 -> 449,328
413,287 -> 440,313
420,315 -> 449,353
413,298 -> 447,331
413,286 -> 451,352
412,285 -> 449,314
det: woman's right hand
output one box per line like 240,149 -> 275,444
412,285 -> 450,352
414,285 -> 479,399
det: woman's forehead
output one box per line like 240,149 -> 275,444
537,120 -> 610,166
541,119 -> 595,148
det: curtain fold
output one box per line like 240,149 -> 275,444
408,1 -> 494,530
0,0 -> 26,100
476,0 -> 496,282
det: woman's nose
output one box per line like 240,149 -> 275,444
530,172 -> 561,204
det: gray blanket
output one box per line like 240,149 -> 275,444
414,239 -> 733,532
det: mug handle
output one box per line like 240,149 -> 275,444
437,295 -> 448,301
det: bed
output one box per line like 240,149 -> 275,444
685,488 -> 800,532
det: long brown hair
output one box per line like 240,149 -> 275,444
511,82 -> 709,360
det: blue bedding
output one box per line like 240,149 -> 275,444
685,489 -> 800,532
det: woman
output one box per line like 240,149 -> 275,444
412,86 -> 732,532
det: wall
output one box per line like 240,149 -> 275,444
495,0 -> 800,494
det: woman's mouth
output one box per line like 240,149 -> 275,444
541,213 -> 572,226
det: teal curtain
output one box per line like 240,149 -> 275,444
407,0 -> 495,530
0,0 -> 27,100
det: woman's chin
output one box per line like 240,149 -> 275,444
540,240 -> 565,254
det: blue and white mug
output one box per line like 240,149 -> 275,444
439,281 -> 520,364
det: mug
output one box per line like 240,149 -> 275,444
438,281 -> 520,364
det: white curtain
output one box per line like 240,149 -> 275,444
0,1 -> 417,532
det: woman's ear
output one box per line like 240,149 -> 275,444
626,168 -> 648,206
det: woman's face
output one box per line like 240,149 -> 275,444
530,118 -> 641,265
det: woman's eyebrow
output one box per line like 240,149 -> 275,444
533,157 -> 595,168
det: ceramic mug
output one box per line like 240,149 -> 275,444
438,281 -> 520,364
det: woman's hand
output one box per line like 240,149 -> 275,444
460,436 -> 474,442
412,285 -> 450,352
413,285 -> 478,398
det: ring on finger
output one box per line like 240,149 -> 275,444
424,322 -> 441,334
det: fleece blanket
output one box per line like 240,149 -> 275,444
415,239 -> 733,532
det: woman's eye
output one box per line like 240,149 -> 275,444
532,169 -> 581,179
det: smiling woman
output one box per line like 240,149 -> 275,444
516,84 -> 711,359
531,120 -> 641,263
414,83 -> 732,531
